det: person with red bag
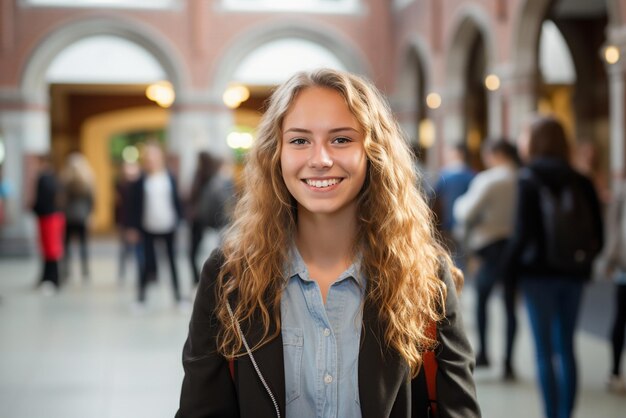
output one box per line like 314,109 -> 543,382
32,155 -> 65,294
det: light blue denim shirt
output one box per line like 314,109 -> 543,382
281,245 -> 365,418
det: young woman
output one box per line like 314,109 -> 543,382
502,115 -> 603,418
60,152 -> 94,280
176,69 -> 480,418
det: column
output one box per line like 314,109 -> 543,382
0,90 -> 51,256
441,85 -> 464,145
167,93 -> 234,195
605,26 -> 626,185
501,70 -> 537,142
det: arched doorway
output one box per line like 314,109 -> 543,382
20,19 -> 186,233
394,40 -> 431,176
445,9 -> 494,171
512,0 -> 612,198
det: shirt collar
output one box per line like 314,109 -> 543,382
285,242 -> 366,290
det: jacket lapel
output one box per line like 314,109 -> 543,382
358,299 -> 409,418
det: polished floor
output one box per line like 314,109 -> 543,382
0,236 -> 624,418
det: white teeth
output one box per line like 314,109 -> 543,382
306,178 -> 340,188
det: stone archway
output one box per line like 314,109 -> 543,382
21,17 -> 188,106
511,0 -> 617,189
394,37 -> 433,172
508,0 -> 556,138
4,17 -> 188,249
210,20 -> 370,98
444,5 -> 495,170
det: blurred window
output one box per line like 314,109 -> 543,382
221,0 -> 361,14
393,0 -> 414,10
233,38 -> 347,86
46,36 -> 166,84
21,0 -> 180,9
539,20 -> 576,85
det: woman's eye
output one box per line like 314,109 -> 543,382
290,138 -> 308,145
333,136 -> 352,144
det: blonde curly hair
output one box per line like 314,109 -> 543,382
216,68 -> 461,376
61,152 -> 94,194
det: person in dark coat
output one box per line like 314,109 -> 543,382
502,115 -> 603,418
114,161 -> 141,283
60,152 -> 94,281
186,151 -> 223,286
32,155 -> 65,293
128,141 -> 184,310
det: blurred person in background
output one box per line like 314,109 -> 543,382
432,142 -> 475,270
186,151 -> 234,286
60,152 -> 94,282
596,178 -> 626,394
573,138 -> 610,205
128,141 -> 184,311
454,139 -> 520,380
0,164 -> 11,226
114,160 -> 141,284
502,115 -> 604,418
32,155 -> 64,294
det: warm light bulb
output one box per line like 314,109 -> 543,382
484,74 -> 500,91
222,84 -> 250,109
605,45 -> 620,64
418,119 -> 435,148
426,93 -> 441,109
146,81 -> 175,108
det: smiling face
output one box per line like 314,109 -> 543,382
280,87 -> 367,219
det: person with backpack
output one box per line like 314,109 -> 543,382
176,69 -> 480,418
502,115 -> 604,418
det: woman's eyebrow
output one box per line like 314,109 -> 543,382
283,127 -> 359,134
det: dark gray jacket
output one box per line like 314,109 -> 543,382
176,251 -> 480,418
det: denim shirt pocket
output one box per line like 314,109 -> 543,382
282,327 -> 304,404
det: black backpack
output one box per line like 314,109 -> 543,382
528,170 -> 601,275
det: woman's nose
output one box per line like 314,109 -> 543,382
308,143 -> 333,169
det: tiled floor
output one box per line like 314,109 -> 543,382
0,237 -> 624,418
